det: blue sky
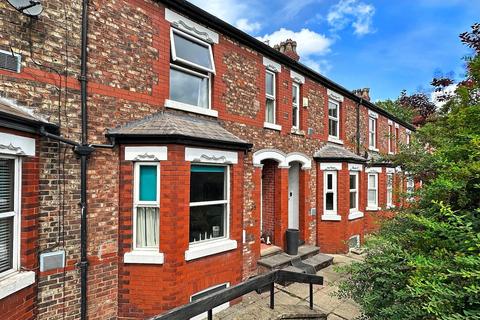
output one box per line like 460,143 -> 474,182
188,0 -> 479,101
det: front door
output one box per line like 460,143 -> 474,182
288,162 -> 300,229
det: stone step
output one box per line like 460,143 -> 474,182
302,254 -> 334,272
258,245 -> 320,271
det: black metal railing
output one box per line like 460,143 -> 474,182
150,270 -> 324,320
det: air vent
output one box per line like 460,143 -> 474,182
40,250 -> 65,272
348,235 -> 360,250
0,49 -> 21,73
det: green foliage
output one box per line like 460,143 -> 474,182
376,97 -> 415,124
336,25 -> 480,320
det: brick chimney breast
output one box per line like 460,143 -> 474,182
352,88 -> 371,101
274,39 -> 300,61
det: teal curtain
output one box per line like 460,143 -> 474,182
139,165 -> 157,201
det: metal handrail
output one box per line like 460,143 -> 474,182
150,270 -> 324,320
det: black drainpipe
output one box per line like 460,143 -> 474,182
76,1 -> 94,320
356,98 -> 363,155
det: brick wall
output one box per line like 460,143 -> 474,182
261,160 -> 276,242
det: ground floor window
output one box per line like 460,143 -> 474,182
406,176 -> 415,200
0,157 -> 19,276
190,165 -> 229,243
324,171 -> 337,214
349,172 -> 359,211
134,163 -> 160,249
367,173 -> 378,208
387,173 -> 394,207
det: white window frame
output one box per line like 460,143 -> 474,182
170,28 -> 215,74
265,69 -> 277,125
190,283 -> 230,320
406,130 -> 411,145
367,173 -> 379,210
349,172 -> 359,213
0,156 -> 20,279
133,162 -> 160,251
189,164 -> 230,246
386,173 -> 394,208
292,82 -> 300,130
328,99 -> 340,139
395,127 -> 399,153
388,124 -> 394,154
406,176 -> 415,200
169,63 -> 212,111
323,171 -> 337,215
369,117 -> 377,150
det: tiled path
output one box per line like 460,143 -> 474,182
215,253 -> 364,320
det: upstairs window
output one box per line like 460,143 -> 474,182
367,173 -> 378,209
324,171 -> 337,214
0,157 -> 19,276
169,29 -> 214,109
265,70 -> 276,124
190,165 -> 229,244
328,99 -> 340,139
292,83 -> 300,129
395,127 -> 399,152
134,163 -> 160,250
369,117 -> 376,149
388,124 -> 394,153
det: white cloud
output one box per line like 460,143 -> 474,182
302,58 -> 332,74
327,0 -> 375,36
431,83 -> 457,107
258,28 -> 332,57
235,18 -> 261,33
188,0 -> 262,34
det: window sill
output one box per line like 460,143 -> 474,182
369,146 -> 379,152
386,204 -> 396,209
124,250 -> 164,265
185,239 -> 237,261
0,271 -> 35,300
321,214 -> 342,221
328,136 -> 344,145
165,99 -> 218,117
290,128 -> 305,136
348,211 -> 364,220
388,151 -> 394,155
263,122 -> 282,131
366,206 -> 381,211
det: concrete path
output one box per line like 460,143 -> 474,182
215,253 -> 365,320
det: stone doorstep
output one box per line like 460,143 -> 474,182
258,245 -> 320,270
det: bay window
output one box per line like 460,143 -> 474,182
349,172 -> 359,212
323,171 -> 337,215
265,70 -> 276,124
189,165 -> 229,243
0,157 -> 19,276
169,28 -> 214,109
133,163 -> 160,250
328,99 -> 340,139
292,82 -> 300,130
367,173 -> 378,209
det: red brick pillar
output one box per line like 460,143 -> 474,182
251,165 -> 263,266
299,168 -> 310,244
274,166 -> 289,249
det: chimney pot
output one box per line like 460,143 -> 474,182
274,39 -> 300,61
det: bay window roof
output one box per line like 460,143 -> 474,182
314,143 -> 366,163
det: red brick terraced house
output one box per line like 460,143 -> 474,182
0,0 -> 415,319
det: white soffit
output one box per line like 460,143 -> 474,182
165,8 -> 219,43
0,132 -> 35,156
185,147 -> 238,164
125,146 -> 168,161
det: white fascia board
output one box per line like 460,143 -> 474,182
185,147 -> 238,164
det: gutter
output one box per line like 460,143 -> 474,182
159,0 -> 416,131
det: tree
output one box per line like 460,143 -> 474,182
336,24 -> 480,320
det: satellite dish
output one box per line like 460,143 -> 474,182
6,0 -> 43,17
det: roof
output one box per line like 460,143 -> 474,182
107,110 -> 252,150
314,143 -> 367,163
0,97 -> 58,134
159,0 -> 416,132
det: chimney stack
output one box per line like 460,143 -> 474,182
352,88 -> 371,101
274,39 -> 300,61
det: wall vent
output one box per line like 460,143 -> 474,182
40,250 -> 65,272
0,49 -> 21,73
348,235 -> 360,250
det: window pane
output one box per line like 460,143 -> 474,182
266,99 -> 275,123
325,192 -> 334,210
349,174 -> 356,190
368,190 -> 376,204
190,166 -> 225,202
292,106 -> 298,127
170,67 -> 208,108
0,217 -> 13,273
139,165 -> 157,202
329,119 -> 338,137
350,191 -> 357,209
328,101 -> 338,118
327,174 -> 333,190
368,175 -> 376,188
387,190 -> 392,205
136,207 -> 159,248
387,174 -> 393,188
370,131 -> 375,147
0,159 -> 14,214
190,204 -> 226,242
266,72 -> 274,96
173,32 -> 212,70
292,85 -> 298,104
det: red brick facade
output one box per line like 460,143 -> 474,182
0,0 -> 414,319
